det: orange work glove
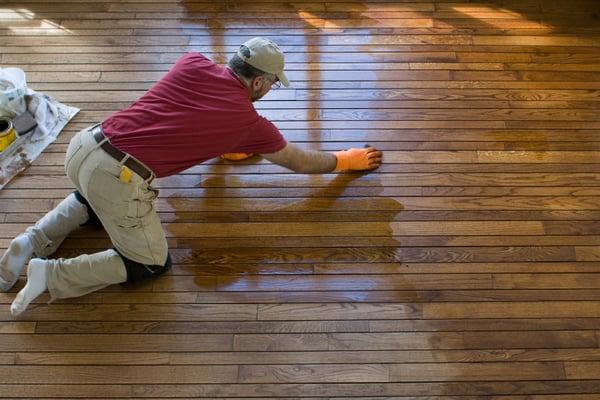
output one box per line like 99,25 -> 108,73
334,146 -> 382,172
220,153 -> 253,161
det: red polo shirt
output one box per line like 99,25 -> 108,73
101,52 -> 286,178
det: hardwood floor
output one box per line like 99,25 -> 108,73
1,0 -> 599,398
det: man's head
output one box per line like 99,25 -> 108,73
228,37 -> 289,101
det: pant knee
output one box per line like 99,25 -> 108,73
73,191 -> 103,230
116,250 -> 172,283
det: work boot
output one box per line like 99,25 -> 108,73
0,193 -> 89,291
11,249 -> 127,316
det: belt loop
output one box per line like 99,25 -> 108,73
93,135 -> 108,151
120,153 -> 131,166
90,124 -> 108,151
146,171 -> 156,184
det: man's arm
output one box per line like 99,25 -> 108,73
262,142 -> 382,173
261,142 -> 336,173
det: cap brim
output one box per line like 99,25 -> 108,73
277,71 -> 290,87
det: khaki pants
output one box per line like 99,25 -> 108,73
44,126 -> 168,299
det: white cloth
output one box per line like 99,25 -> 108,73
0,90 -> 79,190
27,92 -> 59,139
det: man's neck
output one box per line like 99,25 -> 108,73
227,66 -> 253,99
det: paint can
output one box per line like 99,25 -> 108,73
0,117 -> 16,151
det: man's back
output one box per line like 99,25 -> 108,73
102,52 -> 285,177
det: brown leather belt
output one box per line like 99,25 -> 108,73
91,125 -> 153,181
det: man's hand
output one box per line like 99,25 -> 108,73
334,146 -> 383,172
221,153 -> 253,161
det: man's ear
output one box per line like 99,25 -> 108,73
251,76 -> 263,90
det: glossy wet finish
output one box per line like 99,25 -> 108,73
0,0 -> 599,398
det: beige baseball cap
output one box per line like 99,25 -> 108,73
237,37 -> 289,87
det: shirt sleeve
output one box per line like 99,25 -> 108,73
234,116 -> 287,154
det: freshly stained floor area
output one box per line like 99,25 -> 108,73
0,0 -> 599,398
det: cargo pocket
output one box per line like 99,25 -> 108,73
86,167 -> 137,223
134,184 -> 158,219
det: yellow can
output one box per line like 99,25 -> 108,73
0,117 -> 16,151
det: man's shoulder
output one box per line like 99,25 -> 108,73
179,51 -> 214,65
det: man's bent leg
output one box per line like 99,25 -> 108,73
10,249 -> 125,316
27,191 -> 96,258
0,192 -> 91,292
10,248 -> 172,316
45,249 -> 127,299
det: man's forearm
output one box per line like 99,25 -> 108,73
262,142 -> 336,173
